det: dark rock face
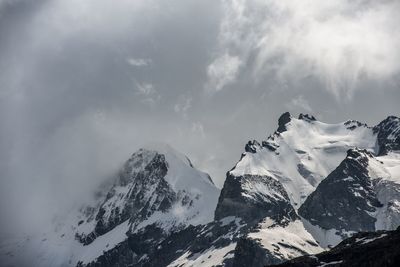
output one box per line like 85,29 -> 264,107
78,239 -> 138,267
298,114 -> 316,122
246,140 -> 261,153
277,112 -> 292,133
373,116 -> 400,155
344,120 -> 368,130
76,150 -> 178,245
270,227 -> 400,267
210,169 -> 302,267
146,219 -> 246,267
215,173 -> 297,224
80,224 -> 168,267
233,238 -> 281,267
81,218 -> 247,267
297,163 -> 318,187
299,149 -> 383,232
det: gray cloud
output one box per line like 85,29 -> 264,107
210,0 -> 400,98
0,0 -> 399,235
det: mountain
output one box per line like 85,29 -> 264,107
213,113 -> 400,266
75,144 -> 219,245
0,144 -> 220,267
1,113 -> 399,267
229,112 -> 377,210
271,227 -> 400,267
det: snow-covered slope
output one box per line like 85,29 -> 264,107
233,218 -> 323,267
231,112 -> 376,209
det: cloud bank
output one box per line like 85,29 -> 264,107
0,0 -> 399,235
209,0 -> 400,98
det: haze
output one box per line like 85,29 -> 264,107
0,0 -> 399,235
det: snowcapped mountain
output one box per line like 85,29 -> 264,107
0,144 -> 220,267
75,144 -> 219,246
227,112 -> 400,250
1,113 -> 399,267
232,112 -> 377,209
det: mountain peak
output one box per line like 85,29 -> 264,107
344,119 -> 369,130
75,144 -> 219,247
277,112 -> 318,133
245,140 -> 261,153
373,115 -> 400,155
277,112 -> 292,132
298,113 -> 316,122
346,148 -> 374,160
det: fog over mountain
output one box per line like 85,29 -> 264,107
0,0 -> 399,238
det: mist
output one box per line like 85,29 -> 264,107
0,0 -> 399,235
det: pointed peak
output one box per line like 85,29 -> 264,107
137,142 -> 192,167
384,115 -> 399,121
346,148 -> 374,159
375,115 -> 400,129
373,115 -> 400,155
277,112 -> 292,133
344,120 -> 368,130
245,140 -> 261,153
298,113 -> 316,122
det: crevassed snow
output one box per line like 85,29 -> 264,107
231,117 -> 376,207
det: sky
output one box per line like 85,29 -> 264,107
0,0 -> 399,234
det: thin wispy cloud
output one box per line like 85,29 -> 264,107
127,58 -> 152,67
206,53 -> 242,92
174,95 -> 192,118
286,95 -> 313,113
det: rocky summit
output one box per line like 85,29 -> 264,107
1,113 -> 399,267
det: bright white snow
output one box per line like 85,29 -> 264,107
231,116 -> 376,207
248,218 -> 324,260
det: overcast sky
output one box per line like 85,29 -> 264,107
1,0 -> 399,234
